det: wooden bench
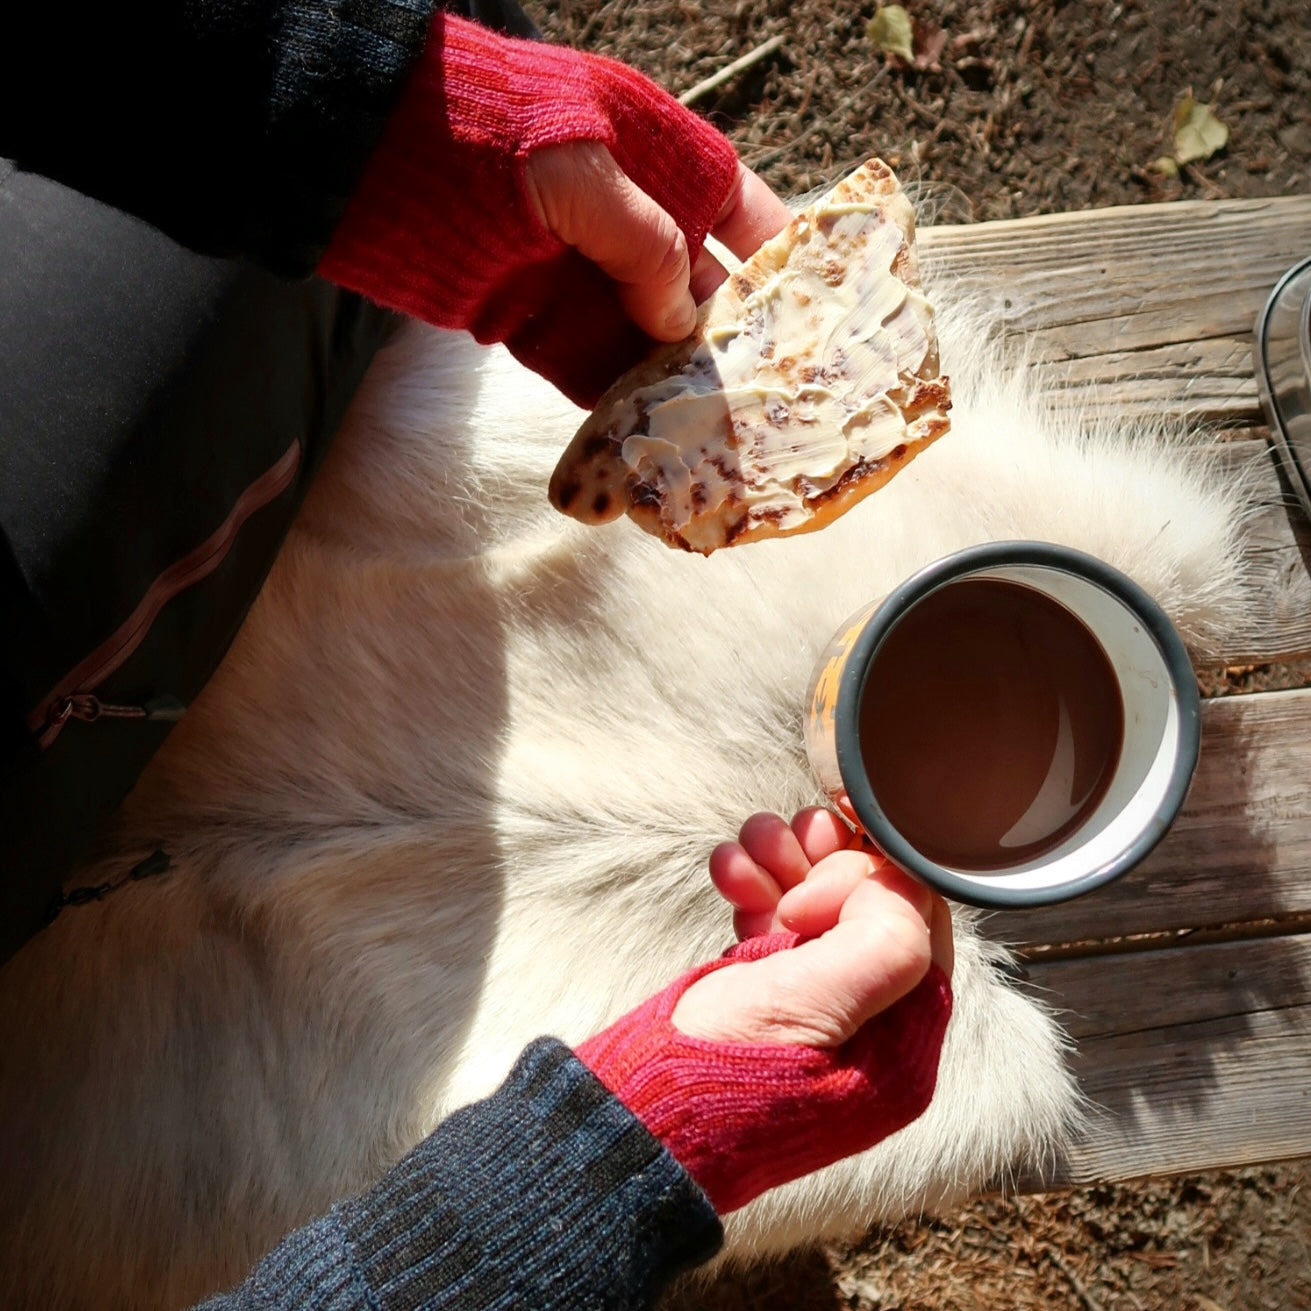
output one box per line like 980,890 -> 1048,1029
919,195 -> 1311,1188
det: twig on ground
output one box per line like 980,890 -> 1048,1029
678,34 -> 786,106
1184,161 -> 1226,198
1044,1246 -> 1106,1311
793,61 -> 820,121
744,67 -> 889,173
575,0 -> 632,52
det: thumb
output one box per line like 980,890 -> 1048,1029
523,141 -> 698,341
671,881 -> 936,1048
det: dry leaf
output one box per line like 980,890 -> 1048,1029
1173,95 -> 1229,165
1193,1297 -> 1229,1311
1151,155 -> 1180,177
868,5 -> 915,61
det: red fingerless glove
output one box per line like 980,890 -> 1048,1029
576,933 -> 953,1215
318,14 -> 740,407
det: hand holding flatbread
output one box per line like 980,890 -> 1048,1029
549,159 -> 951,554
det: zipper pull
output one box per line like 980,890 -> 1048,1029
45,847 -> 173,924
140,694 -> 187,722
46,693 -> 186,728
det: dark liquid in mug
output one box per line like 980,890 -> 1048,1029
859,578 -> 1125,871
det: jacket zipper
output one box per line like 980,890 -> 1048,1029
28,439 -> 302,750
45,693 -> 188,727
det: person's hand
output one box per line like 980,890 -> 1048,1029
523,145 -> 792,342
674,808 -> 954,1047
709,806 -> 863,939
321,15 -> 794,405
577,807 -> 953,1213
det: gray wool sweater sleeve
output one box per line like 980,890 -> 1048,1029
195,1039 -> 724,1310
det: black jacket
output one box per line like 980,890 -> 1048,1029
3,0 -> 434,273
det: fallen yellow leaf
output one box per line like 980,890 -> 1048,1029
868,5 -> 915,62
1173,95 -> 1229,165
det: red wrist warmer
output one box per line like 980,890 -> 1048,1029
318,14 -> 740,407
576,933 -> 953,1215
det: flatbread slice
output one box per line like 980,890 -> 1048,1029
548,158 -> 951,555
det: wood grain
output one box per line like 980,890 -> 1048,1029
1024,936 -> 1311,1186
921,195 -> 1311,427
1027,933 -> 1311,1043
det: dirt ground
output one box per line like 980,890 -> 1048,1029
539,0 -> 1309,214
535,2 -> 1311,1307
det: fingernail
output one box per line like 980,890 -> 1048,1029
663,297 -> 697,338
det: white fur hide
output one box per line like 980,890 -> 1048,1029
0,264 -> 1259,1309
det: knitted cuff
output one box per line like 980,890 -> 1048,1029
319,13 -> 741,406
576,934 -> 953,1216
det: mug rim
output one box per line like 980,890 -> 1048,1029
833,540 -> 1202,908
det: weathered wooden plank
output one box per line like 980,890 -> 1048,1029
1026,934 -> 1311,1044
985,687 -> 1311,950
1027,339 -> 1258,426
1025,936 -> 1311,1186
921,195 -> 1311,426
921,196 -> 1311,344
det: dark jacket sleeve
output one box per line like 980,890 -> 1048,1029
195,1039 -> 723,1311
1,0 -> 437,275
